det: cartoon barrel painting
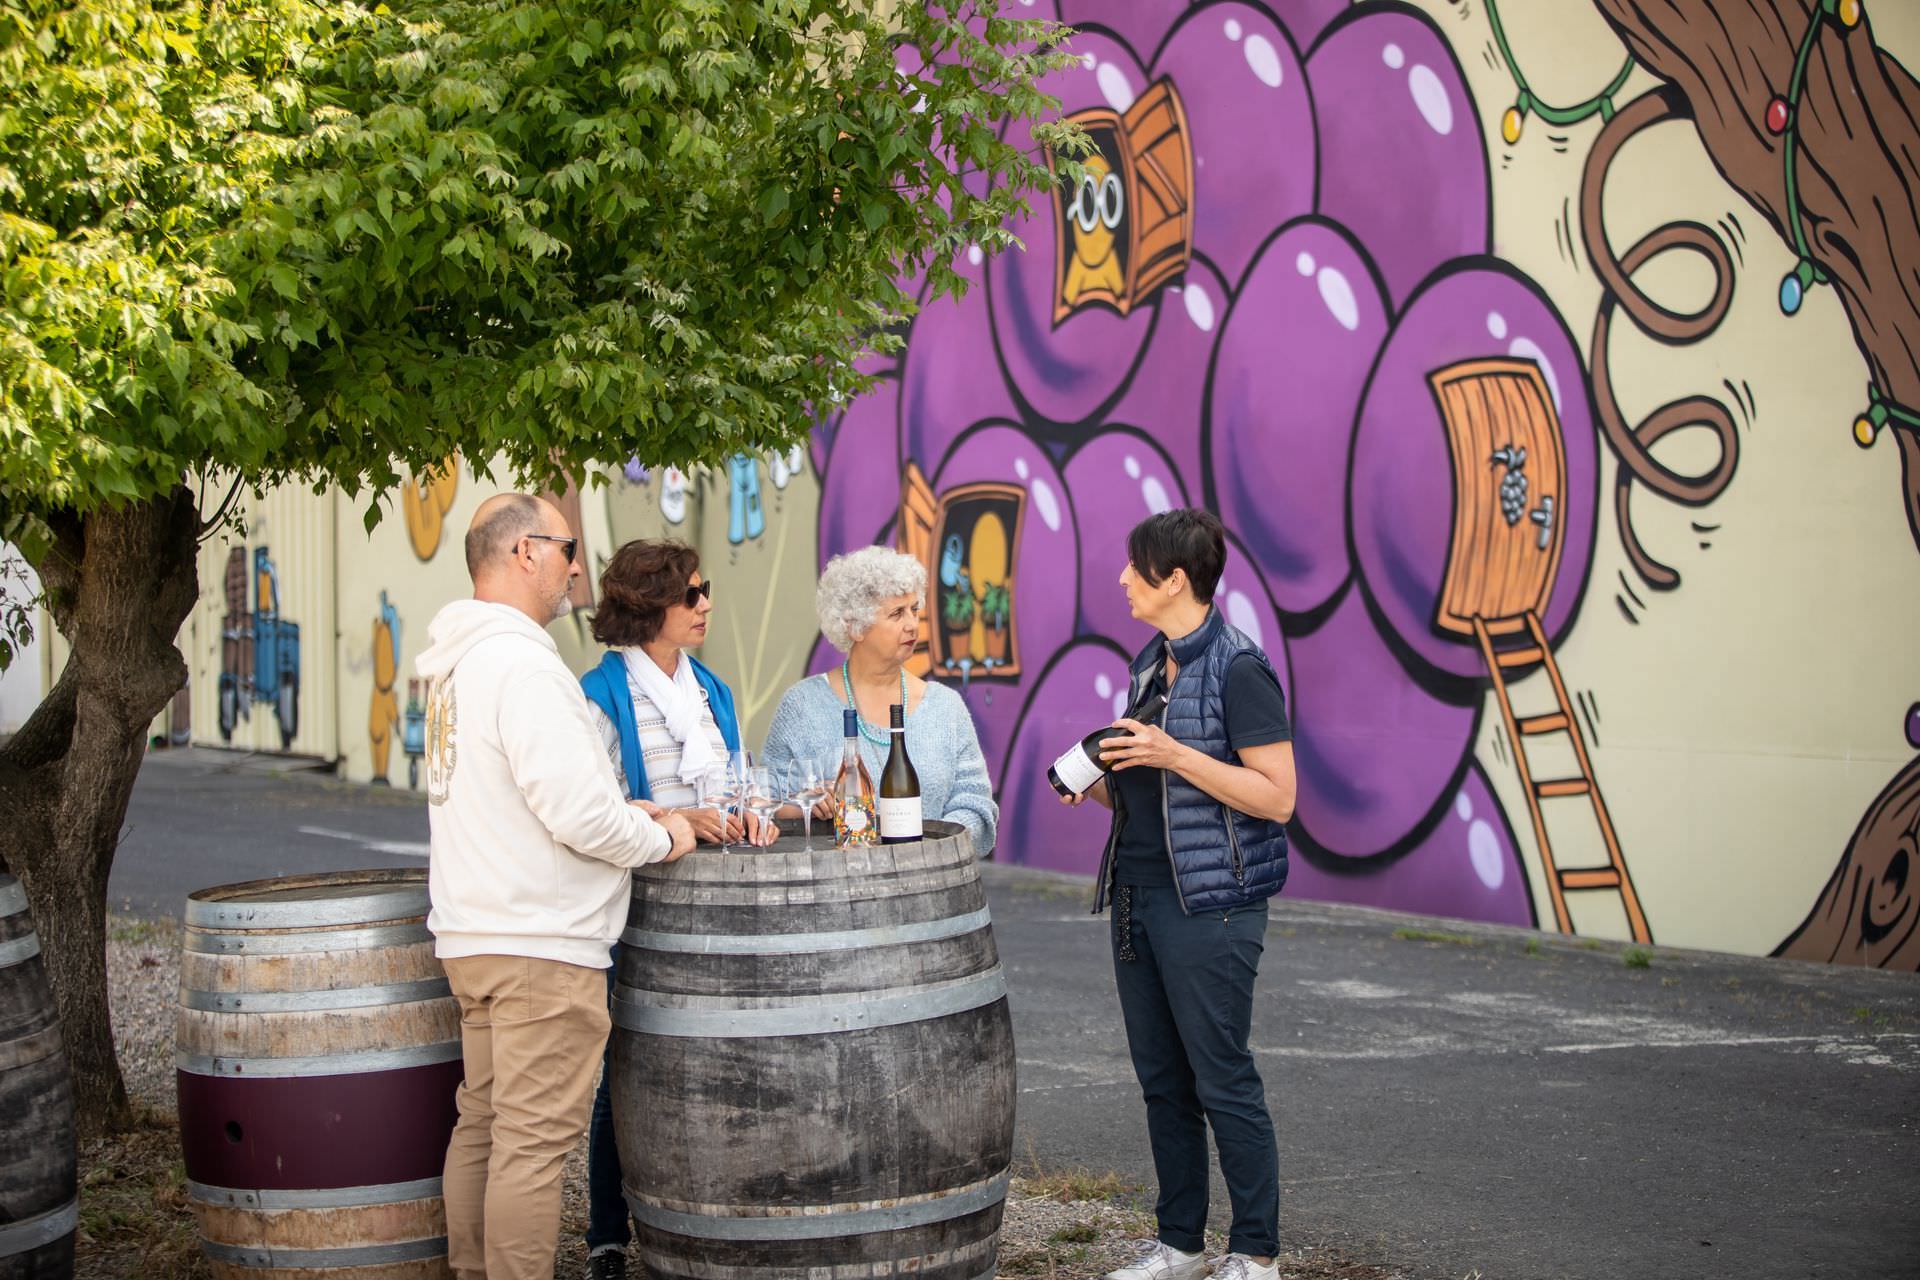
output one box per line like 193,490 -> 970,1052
1047,78 -> 1194,322
1425,357 -> 1648,943
1428,357 -> 1567,635
177,870 -> 461,1277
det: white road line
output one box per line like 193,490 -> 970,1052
297,825 -> 430,859
1544,1032 -> 1920,1055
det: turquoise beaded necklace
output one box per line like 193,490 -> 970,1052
840,660 -> 907,748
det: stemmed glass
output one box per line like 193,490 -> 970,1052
701,765 -> 739,852
744,766 -> 783,850
786,759 -> 830,852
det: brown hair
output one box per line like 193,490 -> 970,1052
592,539 -> 701,647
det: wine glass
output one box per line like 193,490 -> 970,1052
744,766 -> 783,849
787,760 -> 829,852
701,765 -> 738,852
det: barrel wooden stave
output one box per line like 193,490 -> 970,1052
0,876 -> 76,1280
178,871 -> 457,1278
614,825 -> 1016,1280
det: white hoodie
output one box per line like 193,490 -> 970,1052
414,599 -> 670,968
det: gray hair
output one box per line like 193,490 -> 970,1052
816,546 -> 927,652
464,493 -> 544,578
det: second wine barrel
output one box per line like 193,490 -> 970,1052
612,822 -> 1016,1280
176,869 -> 460,1278
0,873 -> 76,1280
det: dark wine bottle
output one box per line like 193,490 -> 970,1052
877,703 -> 922,844
1047,690 -> 1170,798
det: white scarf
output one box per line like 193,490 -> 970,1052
620,647 -> 718,786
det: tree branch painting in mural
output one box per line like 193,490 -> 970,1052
1579,86 -> 1742,593
1591,0 -> 1920,552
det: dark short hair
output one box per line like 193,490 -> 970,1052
592,540 -> 702,647
1126,509 -> 1226,604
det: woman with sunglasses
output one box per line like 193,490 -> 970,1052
575,537 -> 772,1279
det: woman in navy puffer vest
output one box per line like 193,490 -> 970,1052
1061,509 -> 1297,1280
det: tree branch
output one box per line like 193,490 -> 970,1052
1593,0 -> 1920,544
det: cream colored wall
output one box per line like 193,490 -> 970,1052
1408,0 -> 1920,953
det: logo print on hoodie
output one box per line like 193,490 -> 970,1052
426,677 -> 458,805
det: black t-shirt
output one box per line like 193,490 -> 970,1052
1112,654 -> 1293,888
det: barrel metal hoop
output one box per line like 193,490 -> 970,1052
612,969 -> 1006,1039
186,890 -> 430,931
182,977 -> 452,1014
625,1171 -> 1009,1241
0,1200 -> 77,1257
0,933 -> 41,970
622,906 -> 993,956
183,922 -> 432,956
0,1021 -> 63,1073
0,878 -> 27,918
177,1039 -> 462,1078
188,1176 -> 443,1210
199,1235 -> 448,1269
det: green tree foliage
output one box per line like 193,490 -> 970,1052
0,0 -> 1079,1131
2,0 -> 1079,522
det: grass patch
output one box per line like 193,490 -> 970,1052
1392,927 -> 1480,947
77,1110 -> 208,1280
107,917 -> 176,947
1523,938 -> 1542,956
1014,1167 -> 1138,1204
1047,1223 -> 1101,1244
1623,947 -> 1652,969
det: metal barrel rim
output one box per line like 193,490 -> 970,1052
185,869 -> 430,931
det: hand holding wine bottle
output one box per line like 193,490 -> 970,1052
1049,689 -> 1171,803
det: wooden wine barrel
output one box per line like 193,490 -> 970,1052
177,870 -> 461,1278
0,874 -> 77,1280
612,822 -> 1016,1280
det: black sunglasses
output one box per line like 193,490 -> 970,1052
524,534 -> 579,563
683,579 -> 714,608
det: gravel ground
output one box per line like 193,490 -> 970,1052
101,915 -> 1410,1280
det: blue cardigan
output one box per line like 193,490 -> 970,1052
579,649 -> 742,802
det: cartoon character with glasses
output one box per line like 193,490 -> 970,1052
1062,151 -> 1127,309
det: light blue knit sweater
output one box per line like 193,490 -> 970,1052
762,674 -> 998,855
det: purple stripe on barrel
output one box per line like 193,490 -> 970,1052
178,1060 -> 461,1191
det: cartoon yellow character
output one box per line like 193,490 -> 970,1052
401,456 -> 460,561
1061,152 -> 1126,310
369,592 -> 401,784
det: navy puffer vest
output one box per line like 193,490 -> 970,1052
1092,606 -> 1289,914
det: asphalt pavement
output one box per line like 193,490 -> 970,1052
117,748 -> 1920,1280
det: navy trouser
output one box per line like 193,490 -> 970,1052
1111,882 -> 1278,1258
585,953 -> 628,1253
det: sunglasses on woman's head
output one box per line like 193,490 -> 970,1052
684,579 -> 714,608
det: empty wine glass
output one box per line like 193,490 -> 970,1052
744,766 -> 782,849
702,765 -> 738,852
787,760 -> 829,852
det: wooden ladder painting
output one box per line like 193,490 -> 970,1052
1428,356 -> 1648,944
1471,610 -> 1649,943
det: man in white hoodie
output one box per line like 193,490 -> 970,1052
416,492 -> 695,1280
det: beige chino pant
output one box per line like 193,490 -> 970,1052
442,954 -> 610,1280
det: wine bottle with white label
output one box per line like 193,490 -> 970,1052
833,708 -> 877,849
1047,690 -> 1170,798
877,703 -> 923,844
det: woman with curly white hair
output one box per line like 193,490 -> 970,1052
763,545 -> 998,854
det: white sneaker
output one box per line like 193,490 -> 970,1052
1208,1254 -> 1280,1280
1105,1240 -> 1211,1280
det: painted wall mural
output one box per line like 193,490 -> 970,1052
139,0 -> 1920,969
805,0 -> 1920,963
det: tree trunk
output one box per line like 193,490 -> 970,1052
1590,0 -> 1920,549
0,487 -> 200,1134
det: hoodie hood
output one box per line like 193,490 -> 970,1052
415,599 -> 556,681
